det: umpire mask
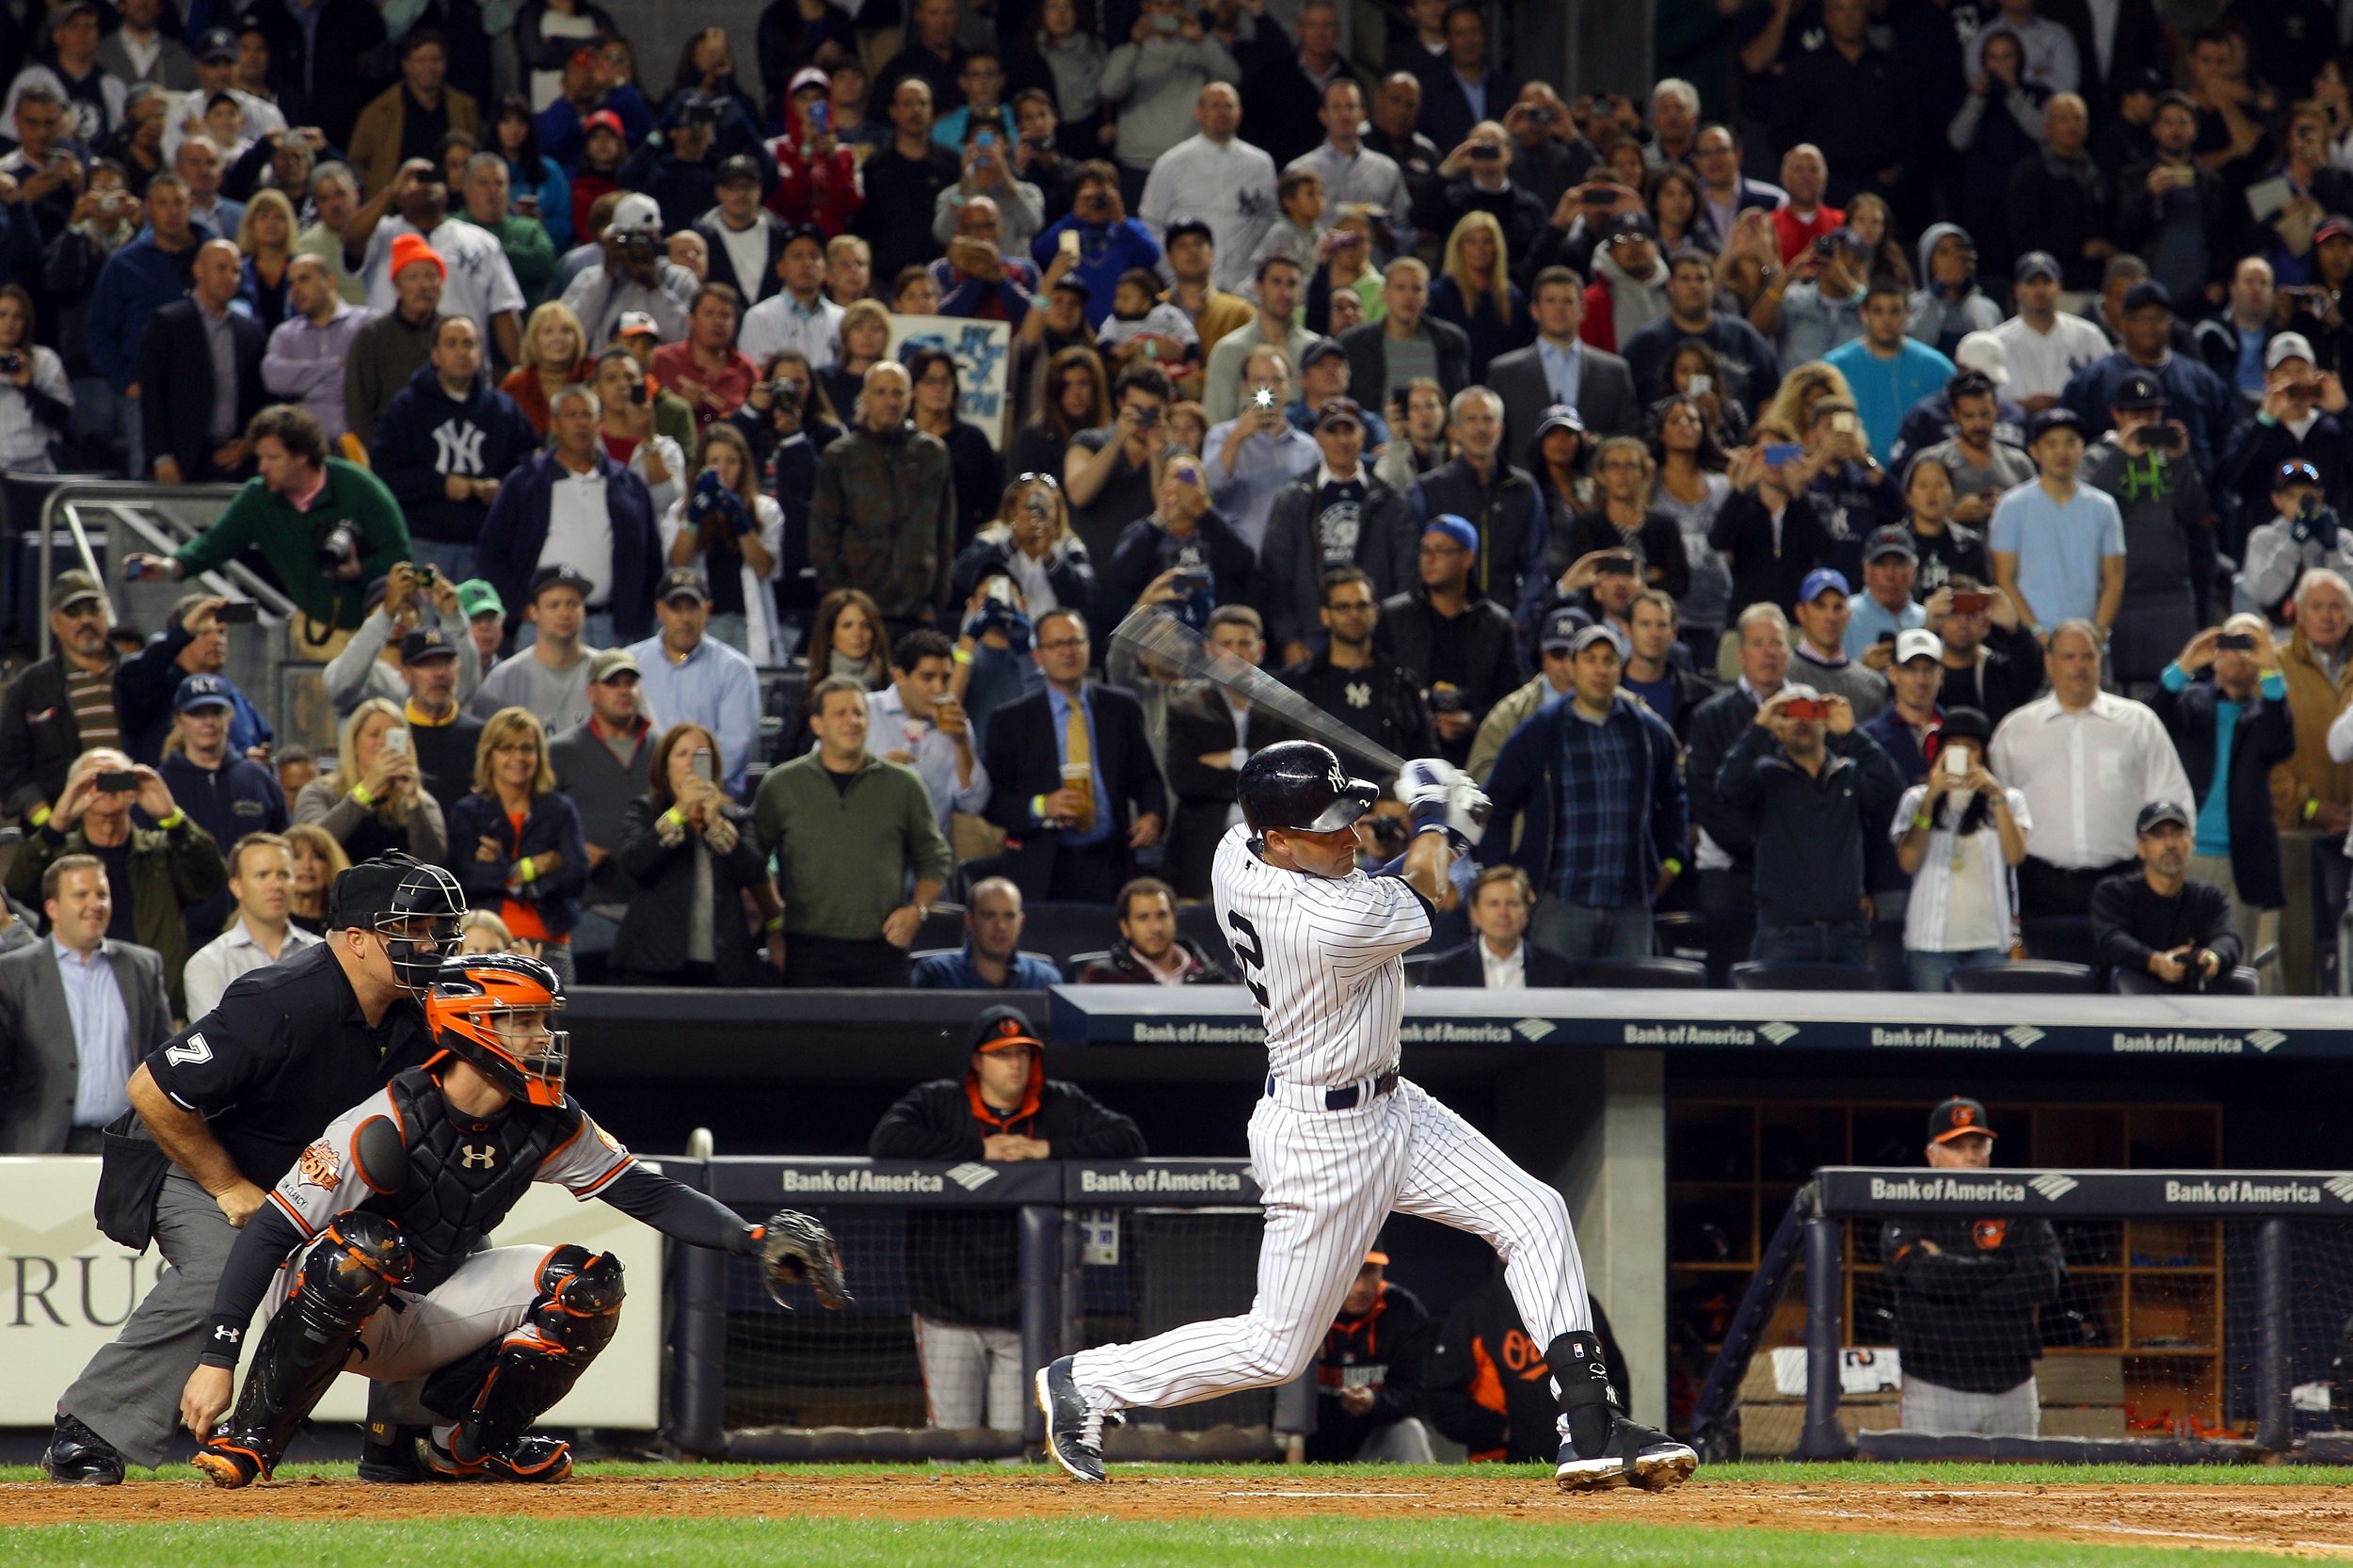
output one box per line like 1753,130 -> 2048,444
334,855 -> 468,993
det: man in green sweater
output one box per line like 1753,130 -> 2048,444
122,405 -> 411,648
754,674 -> 952,988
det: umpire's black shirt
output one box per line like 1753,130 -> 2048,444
143,941 -> 436,1185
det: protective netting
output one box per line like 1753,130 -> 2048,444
1724,1217 -> 2353,1455
721,1203 -> 1268,1435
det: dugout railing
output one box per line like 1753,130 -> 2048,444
1689,1168 -> 2353,1464
664,1156 -> 1268,1462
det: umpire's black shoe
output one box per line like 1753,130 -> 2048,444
1034,1356 -> 1107,1483
42,1414 -> 124,1486
1555,1417 -> 1698,1493
359,1423 -> 425,1484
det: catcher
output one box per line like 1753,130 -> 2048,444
177,952 -> 846,1486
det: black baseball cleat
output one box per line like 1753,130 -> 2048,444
1555,1417 -> 1699,1493
191,1439 -> 265,1490
423,1433 -> 574,1483
1034,1355 -> 1108,1483
41,1414 -> 124,1486
359,1423 -> 425,1483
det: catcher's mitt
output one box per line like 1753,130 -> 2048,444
758,1209 -> 850,1309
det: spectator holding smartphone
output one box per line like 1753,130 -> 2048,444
1890,708 -> 2029,990
610,721 -> 769,986
1715,684 -> 1905,969
2236,460 -> 2353,623
2081,373 -> 2208,685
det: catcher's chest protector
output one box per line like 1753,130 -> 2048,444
366,1075 -> 580,1293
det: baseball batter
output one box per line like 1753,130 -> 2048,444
1038,742 -> 1695,1491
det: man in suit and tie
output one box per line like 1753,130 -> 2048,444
982,607 -> 1167,903
0,854 -> 174,1154
1422,865 -> 1573,988
1161,607 -> 1301,899
140,238 -> 267,485
1489,265 -> 1638,447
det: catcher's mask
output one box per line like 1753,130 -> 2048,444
424,952 -> 570,1108
333,854 -> 467,993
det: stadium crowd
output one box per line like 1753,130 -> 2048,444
2,0 -> 2353,1065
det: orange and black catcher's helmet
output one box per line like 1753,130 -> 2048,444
424,952 -> 570,1108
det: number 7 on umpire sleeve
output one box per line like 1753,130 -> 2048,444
1227,913 -> 1269,1007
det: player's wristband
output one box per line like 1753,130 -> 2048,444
202,1316 -> 247,1366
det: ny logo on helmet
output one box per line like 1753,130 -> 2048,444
1324,763 -> 1347,793
460,1145 -> 497,1170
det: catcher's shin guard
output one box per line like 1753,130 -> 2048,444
423,1246 -> 624,1467
200,1213 -> 412,1482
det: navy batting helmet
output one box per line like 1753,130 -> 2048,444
1239,741 -> 1378,837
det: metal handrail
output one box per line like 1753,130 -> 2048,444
33,481 -> 291,657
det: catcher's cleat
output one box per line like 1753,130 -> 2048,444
1555,1418 -> 1698,1494
423,1433 -> 573,1483
192,1440 -> 266,1490
358,1423 -> 425,1484
1035,1355 -> 1107,1483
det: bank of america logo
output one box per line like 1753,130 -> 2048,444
2005,1026 -> 2044,1048
945,1162 -> 999,1191
1758,1022 -> 1799,1046
1512,1017 -> 1555,1042
2028,1174 -> 2080,1202
2246,1030 -> 2286,1054
2326,1177 -> 2353,1205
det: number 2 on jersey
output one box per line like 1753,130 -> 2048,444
1227,912 -> 1270,1007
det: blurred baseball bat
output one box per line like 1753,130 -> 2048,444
1110,606 -> 1406,777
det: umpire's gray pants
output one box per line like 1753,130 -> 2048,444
1900,1374 -> 2040,1437
62,1171 -> 239,1468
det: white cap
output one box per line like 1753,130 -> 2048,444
2267,331 -> 2317,372
1955,329 -> 2009,385
1895,628 -> 1944,664
605,192 -> 664,239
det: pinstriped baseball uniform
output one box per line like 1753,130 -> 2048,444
1071,824 -> 1593,1415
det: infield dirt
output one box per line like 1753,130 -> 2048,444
12,1473 -> 2353,1556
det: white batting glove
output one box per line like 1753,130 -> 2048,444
1397,758 -> 1460,838
1446,776 -> 1491,849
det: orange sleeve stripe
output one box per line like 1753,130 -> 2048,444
572,1156 -> 632,1197
268,1190 -> 318,1239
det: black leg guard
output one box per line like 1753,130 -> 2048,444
1546,1331 -> 1622,1458
423,1246 -> 623,1473
203,1213 -> 411,1481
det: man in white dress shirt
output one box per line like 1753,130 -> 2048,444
182,831 -> 321,1018
738,222 -> 845,371
1988,618 -> 2194,916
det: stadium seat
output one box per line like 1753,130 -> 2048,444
2021,916 -> 2098,968
1652,911 -> 1754,987
1562,956 -> 1709,989
912,904 -> 968,952
1176,902 -> 1235,968
905,948 -> 959,967
1727,961 -> 1879,992
1064,950 -> 1112,981
1946,960 -> 2096,994
2112,965 -> 2261,997
1402,952 -> 1439,987
1018,903 -> 1119,969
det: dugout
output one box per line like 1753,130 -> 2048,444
555,984 -> 2353,1445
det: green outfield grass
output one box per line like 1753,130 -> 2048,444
0,1514 -> 2327,1568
